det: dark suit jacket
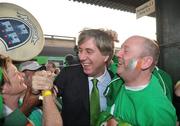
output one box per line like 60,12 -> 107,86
54,65 -> 90,126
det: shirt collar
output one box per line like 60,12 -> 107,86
88,67 -> 108,83
125,84 -> 148,91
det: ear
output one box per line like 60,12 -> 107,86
140,56 -> 153,70
104,56 -> 109,62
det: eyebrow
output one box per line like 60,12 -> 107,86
79,47 -> 95,52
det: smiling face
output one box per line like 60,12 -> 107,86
78,38 -> 108,77
116,37 -> 145,80
117,36 -> 160,86
3,62 -> 27,95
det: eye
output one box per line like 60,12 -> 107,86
86,49 -> 93,54
123,46 -> 130,54
124,49 -> 129,53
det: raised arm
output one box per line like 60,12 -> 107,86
32,71 -> 63,126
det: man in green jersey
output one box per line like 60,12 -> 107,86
106,35 -> 176,126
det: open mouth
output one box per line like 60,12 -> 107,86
118,60 -> 124,65
81,62 -> 91,67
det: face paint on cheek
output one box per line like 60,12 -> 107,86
126,59 -> 137,70
135,60 -> 142,70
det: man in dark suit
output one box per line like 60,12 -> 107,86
31,29 -> 115,126
54,29 -> 114,126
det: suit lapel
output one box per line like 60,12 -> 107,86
81,74 -> 90,113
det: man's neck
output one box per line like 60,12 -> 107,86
125,72 -> 151,87
90,66 -> 107,78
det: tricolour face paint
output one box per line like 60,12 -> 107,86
135,60 -> 142,70
126,58 -> 137,70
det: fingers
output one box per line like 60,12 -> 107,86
107,118 -> 118,126
32,71 -> 55,91
32,76 -> 53,90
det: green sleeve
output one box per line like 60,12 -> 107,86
104,77 -> 124,107
28,107 -> 42,126
153,67 -> 173,101
1,109 -> 28,126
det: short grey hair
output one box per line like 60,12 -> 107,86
77,29 -> 114,64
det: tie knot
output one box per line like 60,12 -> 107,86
91,78 -> 98,86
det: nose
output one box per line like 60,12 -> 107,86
78,51 -> 87,61
116,49 -> 124,58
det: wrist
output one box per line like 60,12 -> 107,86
42,90 -> 52,97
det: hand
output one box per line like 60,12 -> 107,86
107,118 -> 118,126
32,70 -> 55,91
175,81 -> 180,97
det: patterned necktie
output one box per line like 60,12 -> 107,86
90,78 -> 100,126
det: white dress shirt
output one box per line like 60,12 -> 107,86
88,68 -> 111,111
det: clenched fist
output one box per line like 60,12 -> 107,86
32,70 -> 55,91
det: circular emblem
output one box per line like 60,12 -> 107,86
0,2 -> 44,61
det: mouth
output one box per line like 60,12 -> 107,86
118,57 -> 126,66
81,62 -> 91,67
118,59 -> 124,66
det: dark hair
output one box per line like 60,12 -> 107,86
47,61 -> 56,68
